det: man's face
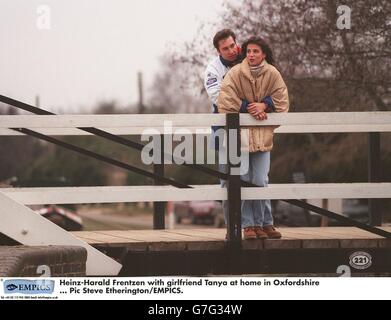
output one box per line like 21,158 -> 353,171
246,43 -> 266,66
217,36 -> 239,62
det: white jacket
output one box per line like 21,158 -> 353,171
204,56 -> 231,107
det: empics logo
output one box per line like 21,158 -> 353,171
4,280 -> 55,295
5,284 -> 18,291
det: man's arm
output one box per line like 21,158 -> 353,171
205,62 -> 249,112
204,64 -> 222,106
262,96 -> 276,113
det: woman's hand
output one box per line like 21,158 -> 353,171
247,102 -> 268,121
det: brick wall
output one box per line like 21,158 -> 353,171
0,246 -> 87,277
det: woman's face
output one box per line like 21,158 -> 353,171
246,44 -> 266,66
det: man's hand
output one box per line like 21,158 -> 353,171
248,102 -> 268,121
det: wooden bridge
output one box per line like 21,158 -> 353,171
73,226 -> 391,275
1,94 -> 391,276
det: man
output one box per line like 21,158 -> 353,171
204,29 -> 242,113
204,29 -> 242,239
204,29 -> 244,153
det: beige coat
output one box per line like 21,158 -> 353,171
217,59 -> 289,152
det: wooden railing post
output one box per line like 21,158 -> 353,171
368,132 -> 382,226
226,113 -> 242,248
153,134 -> 165,229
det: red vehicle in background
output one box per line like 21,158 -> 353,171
174,201 -> 224,227
31,205 -> 83,231
2,177 -> 83,231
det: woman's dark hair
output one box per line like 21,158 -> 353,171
241,36 -> 275,66
213,29 -> 237,50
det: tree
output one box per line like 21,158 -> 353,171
169,1 -> 391,221
0,106 -> 44,182
148,56 -> 209,113
175,0 -> 391,111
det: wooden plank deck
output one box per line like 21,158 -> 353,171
72,227 -> 391,251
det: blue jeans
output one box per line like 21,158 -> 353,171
219,151 -> 273,228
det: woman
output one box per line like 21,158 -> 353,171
218,36 -> 289,240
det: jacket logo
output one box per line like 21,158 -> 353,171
206,78 -> 217,86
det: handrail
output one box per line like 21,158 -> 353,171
2,124 -> 391,136
0,112 -> 390,128
2,183 -> 391,204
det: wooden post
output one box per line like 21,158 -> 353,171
320,199 -> 329,227
153,134 -> 165,229
138,72 -> 145,114
368,132 -> 382,226
226,113 -> 242,248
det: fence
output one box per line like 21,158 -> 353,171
1,95 -> 391,275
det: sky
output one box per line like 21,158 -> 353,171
0,0 -> 223,112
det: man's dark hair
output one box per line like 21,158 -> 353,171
242,36 -> 275,66
213,29 -> 236,50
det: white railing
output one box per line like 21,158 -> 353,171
1,184 -> 391,205
0,112 -> 390,135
